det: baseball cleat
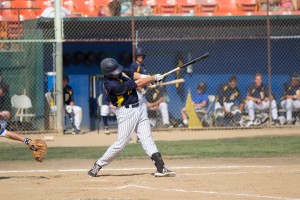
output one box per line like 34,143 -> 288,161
104,127 -> 110,135
154,167 -> 176,177
88,163 -> 102,177
72,129 -> 80,135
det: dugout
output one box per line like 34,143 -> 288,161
3,15 -> 299,131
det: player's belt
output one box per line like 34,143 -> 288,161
124,102 -> 139,108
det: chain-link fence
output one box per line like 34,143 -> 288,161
0,0 -> 300,133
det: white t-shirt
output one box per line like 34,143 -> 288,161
40,7 -> 71,18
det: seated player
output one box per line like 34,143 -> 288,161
244,73 -> 279,126
180,82 -> 209,127
50,75 -> 82,134
146,85 -> 172,128
214,76 -> 244,126
280,73 -> 300,125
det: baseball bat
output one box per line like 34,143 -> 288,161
162,53 -> 209,77
147,79 -> 184,89
158,78 -> 184,86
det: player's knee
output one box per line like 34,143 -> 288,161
285,99 -> 293,107
246,101 -> 255,109
159,102 -> 167,109
270,100 -> 277,109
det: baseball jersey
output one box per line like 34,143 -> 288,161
130,62 -> 147,74
145,87 -> 165,103
282,81 -> 299,99
192,92 -> 209,107
64,85 -> 74,105
216,83 -> 243,106
50,84 -> 74,106
103,69 -> 138,107
246,83 -> 269,100
101,89 -> 110,106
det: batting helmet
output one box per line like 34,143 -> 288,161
197,82 -> 207,92
134,47 -> 146,59
100,58 -> 123,76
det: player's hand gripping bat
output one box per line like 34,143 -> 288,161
148,79 -> 184,89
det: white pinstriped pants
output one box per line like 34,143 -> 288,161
245,100 -> 278,121
281,99 -> 300,121
51,105 -> 82,130
96,103 -> 158,167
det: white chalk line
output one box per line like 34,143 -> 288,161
182,170 -> 300,176
82,184 -> 300,200
0,165 -> 272,173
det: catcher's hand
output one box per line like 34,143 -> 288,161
27,139 -> 48,162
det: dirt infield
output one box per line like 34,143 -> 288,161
1,128 -> 300,200
1,158 -> 300,200
3,127 -> 300,147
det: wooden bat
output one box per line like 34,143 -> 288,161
162,53 -> 209,77
158,78 -> 184,86
147,79 -> 184,89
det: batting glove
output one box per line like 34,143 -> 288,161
149,83 -> 156,89
154,74 -> 164,82
141,88 -> 147,95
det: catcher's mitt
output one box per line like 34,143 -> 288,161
27,139 -> 48,162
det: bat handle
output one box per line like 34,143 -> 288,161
162,67 -> 180,77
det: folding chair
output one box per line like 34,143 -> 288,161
11,94 -> 35,122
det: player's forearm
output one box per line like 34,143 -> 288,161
239,103 -> 245,112
194,101 -> 206,108
135,76 -> 155,87
286,95 -> 296,99
246,96 -> 260,102
5,130 -> 26,142
133,72 -> 149,80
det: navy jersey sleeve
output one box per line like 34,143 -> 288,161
129,63 -> 137,72
67,85 -> 74,102
107,80 -> 137,96
216,84 -> 224,105
263,84 -> 269,98
123,68 -> 135,79
246,84 -> 253,97
282,82 -> 290,97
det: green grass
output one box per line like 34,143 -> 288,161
1,135 -> 300,161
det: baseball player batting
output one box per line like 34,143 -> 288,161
88,58 -> 176,177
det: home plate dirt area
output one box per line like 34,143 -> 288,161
1,158 -> 300,200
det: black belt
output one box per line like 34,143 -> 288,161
124,102 -> 139,108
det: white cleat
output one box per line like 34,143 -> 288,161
154,167 -> 176,177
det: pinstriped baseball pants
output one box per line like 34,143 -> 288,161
96,103 -> 158,167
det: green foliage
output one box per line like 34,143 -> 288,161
1,135 -> 300,161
